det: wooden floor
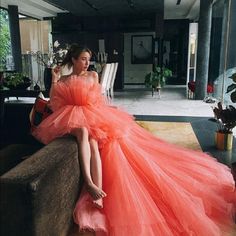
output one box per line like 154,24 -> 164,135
137,121 -> 202,150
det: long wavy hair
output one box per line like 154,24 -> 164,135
61,44 -> 92,69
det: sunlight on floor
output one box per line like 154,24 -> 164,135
137,121 -> 202,151
113,87 -> 214,117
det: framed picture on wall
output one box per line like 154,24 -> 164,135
131,35 -> 153,64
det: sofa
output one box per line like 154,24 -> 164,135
0,136 -> 82,236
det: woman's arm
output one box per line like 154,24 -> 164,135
49,66 -> 61,99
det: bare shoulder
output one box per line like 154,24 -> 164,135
59,74 -> 71,82
88,71 -> 99,84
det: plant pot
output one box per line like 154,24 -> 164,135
151,84 -> 161,97
44,67 -> 52,91
215,131 -> 233,151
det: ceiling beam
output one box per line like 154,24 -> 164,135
82,0 -> 99,11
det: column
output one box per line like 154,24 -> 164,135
8,5 -> 22,72
154,0 -> 164,68
226,0 -> 236,70
195,0 -> 213,100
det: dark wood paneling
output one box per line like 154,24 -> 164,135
51,15 -> 189,87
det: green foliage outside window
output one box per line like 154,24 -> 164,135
0,8 -> 11,71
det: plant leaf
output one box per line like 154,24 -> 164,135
226,84 -> 236,93
144,72 -> 152,87
229,73 -> 236,82
231,91 -> 236,103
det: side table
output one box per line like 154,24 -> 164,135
0,89 -> 49,131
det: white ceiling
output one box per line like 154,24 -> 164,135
0,0 -> 68,19
165,0 -> 199,20
0,0 -> 199,20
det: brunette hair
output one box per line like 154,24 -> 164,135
61,43 -> 92,69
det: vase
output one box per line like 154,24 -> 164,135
44,67 -> 52,91
215,131 -> 233,151
34,83 -> 41,91
151,85 -> 161,98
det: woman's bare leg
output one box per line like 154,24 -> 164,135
89,138 -> 104,208
71,127 -> 106,200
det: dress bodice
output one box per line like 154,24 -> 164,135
50,75 -> 105,111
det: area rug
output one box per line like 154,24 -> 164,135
137,121 -> 202,151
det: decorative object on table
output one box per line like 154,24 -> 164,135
34,83 -> 41,91
226,72 -> 236,103
144,66 -> 172,97
94,62 -> 103,74
210,102 -> 236,150
27,41 -> 68,68
3,72 -> 31,90
29,92 -> 51,132
43,67 -> 52,91
27,41 -> 69,91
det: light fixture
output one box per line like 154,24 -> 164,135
176,0 -> 181,5
127,0 -> 134,8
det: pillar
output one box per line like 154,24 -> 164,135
8,5 -> 22,72
195,0 -> 213,100
154,0 -> 164,68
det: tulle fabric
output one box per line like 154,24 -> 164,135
32,76 -> 236,236
32,76 -> 134,146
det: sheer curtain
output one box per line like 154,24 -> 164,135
20,19 -> 52,90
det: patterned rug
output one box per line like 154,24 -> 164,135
137,121 -> 202,151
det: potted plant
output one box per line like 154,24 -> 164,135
27,40 -> 68,91
144,66 -> 172,96
226,72 -> 236,102
3,72 -> 31,90
210,102 -> 236,150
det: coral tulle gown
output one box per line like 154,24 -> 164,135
32,76 -> 236,236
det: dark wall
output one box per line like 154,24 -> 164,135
52,13 -> 156,33
1,104 -> 41,148
51,14 -> 189,87
51,13 -> 156,90
52,30 -> 124,89
163,19 -> 189,85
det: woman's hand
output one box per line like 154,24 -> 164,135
51,66 -> 61,83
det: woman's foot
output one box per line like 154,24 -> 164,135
93,198 -> 103,209
86,183 -> 106,200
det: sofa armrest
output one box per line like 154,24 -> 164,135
0,136 -> 81,236
0,143 -> 43,176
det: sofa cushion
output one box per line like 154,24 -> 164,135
0,136 -> 82,236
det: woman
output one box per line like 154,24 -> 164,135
50,45 -> 106,209
32,44 -> 236,236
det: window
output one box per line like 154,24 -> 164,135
209,0 -> 236,105
0,8 -> 13,71
20,18 -> 52,89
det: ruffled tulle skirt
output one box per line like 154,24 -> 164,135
72,123 -> 236,236
32,78 -> 236,235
